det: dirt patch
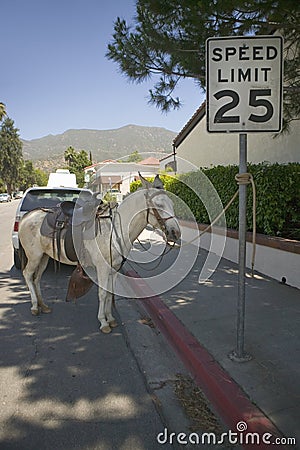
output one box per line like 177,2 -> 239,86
174,373 -> 223,433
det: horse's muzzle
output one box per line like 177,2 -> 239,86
166,225 -> 181,243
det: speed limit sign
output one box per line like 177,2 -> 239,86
206,35 -> 283,133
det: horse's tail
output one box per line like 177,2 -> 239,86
19,243 -> 28,271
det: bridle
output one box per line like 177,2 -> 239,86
145,189 -> 176,236
105,188 -> 177,274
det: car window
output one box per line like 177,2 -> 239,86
20,190 -> 89,211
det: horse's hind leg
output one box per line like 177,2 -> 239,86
35,254 -> 51,313
23,253 -> 49,315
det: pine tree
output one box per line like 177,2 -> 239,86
0,118 -> 23,194
107,0 -> 300,129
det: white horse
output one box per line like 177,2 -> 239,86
18,174 -> 181,333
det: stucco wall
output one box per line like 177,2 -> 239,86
176,116 -> 300,168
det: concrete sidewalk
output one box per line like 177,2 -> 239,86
122,231 -> 300,447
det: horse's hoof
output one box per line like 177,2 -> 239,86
41,305 -> 52,314
109,319 -> 118,328
31,308 -> 39,316
100,325 -> 111,334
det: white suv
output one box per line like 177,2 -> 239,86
12,186 -> 92,269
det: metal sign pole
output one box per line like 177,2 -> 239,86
206,35 -> 282,362
229,133 -> 252,362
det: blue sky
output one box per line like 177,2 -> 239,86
2,0 -> 204,141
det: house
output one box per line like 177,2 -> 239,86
159,153 -> 177,172
139,156 -> 160,166
86,159 -> 160,200
165,98 -> 300,172
83,163 -> 100,184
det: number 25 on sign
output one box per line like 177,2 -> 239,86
206,36 -> 283,133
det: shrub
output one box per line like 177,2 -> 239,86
131,163 -> 300,239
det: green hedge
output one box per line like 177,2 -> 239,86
131,163 -> 300,240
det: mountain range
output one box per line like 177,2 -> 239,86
22,125 -> 177,171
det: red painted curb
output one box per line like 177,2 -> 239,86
126,270 -> 285,449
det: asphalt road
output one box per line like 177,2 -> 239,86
0,201 -> 189,450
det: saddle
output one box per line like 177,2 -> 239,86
40,196 -> 118,301
41,200 -> 79,262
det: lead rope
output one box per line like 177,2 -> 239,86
235,172 -> 256,276
181,172 -> 257,276
134,235 -> 176,272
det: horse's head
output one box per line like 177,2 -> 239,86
139,173 -> 181,243
73,192 -> 103,226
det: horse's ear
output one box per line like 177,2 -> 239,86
139,172 -> 151,189
92,192 -> 103,206
153,174 -> 164,189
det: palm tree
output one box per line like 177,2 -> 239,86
64,146 -> 76,166
0,103 -> 7,121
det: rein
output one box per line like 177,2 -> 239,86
129,189 -> 177,271
134,236 -> 176,271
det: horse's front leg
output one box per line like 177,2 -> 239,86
105,290 -> 118,329
97,271 -> 118,333
97,287 -> 112,333
102,270 -> 118,329
96,263 -> 118,333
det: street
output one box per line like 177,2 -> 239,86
0,202 -> 189,450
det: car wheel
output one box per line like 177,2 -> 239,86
14,249 -> 21,270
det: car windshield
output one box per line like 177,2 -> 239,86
20,189 -> 90,211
